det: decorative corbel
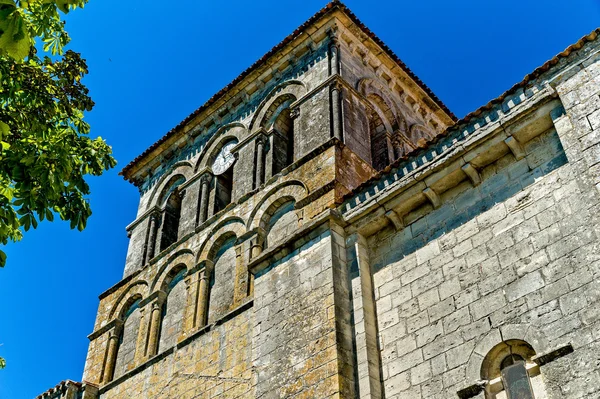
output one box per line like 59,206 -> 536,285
462,163 -> 482,186
505,136 -> 525,160
385,209 -> 404,231
423,187 -> 441,209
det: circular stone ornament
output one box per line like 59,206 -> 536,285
212,141 -> 237,175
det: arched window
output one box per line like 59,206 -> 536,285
266,199 -> 298,248
211,140 -> 237,214
272,107 -> 294,175
366,94 -> 397,171
157,267 -> 187,353
113,298 -> 141,379
207,236 -> 237,324
482,340 -> 547,399
261,95 -> 296,177
157,176 -> 185,252
160,190 -> 182,251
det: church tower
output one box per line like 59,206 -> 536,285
81,2 -> 454,398
58,2 -> 600,399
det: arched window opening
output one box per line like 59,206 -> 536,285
367,105 -> 390,171
113,298 -> 141,379
211,140 -> 237,214
272,108 -> 294,175
207,236 -> 237,324
261,94 -> 296,178
482,340 -> 547,399
157,267 -> 187,353
214,167 -> 233,214
265,199 -> 298,248
160,189 -> 182,251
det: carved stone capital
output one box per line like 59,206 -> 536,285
331,80 -> 343,92
199,172 -> 213,185
202,260 -> 215,277
255,132 -> 268,147
327,26 -> 340,47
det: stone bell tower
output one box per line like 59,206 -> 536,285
77,2 -> 454,398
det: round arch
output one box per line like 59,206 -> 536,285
249,80 -> 307,131
196,217 -> 246,263
108,280 -> 149,320
194,123 -> 246,172
464,324 -> 550,384
150,249 -> 194,292
147,162 -> 193,209
246,180 -> 308,231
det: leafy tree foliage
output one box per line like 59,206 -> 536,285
0,0 -> 116,267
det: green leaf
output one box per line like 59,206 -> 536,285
0,186 -> 14,201
0,6 -> 31,60
0,251 -> 6,268
0,355 -> 5,368
0,121 -> 8,140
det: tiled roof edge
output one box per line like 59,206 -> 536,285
35,380 -> 82,399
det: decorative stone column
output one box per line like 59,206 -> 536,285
181,271 -> 200,339
197,173 -> 212,225
195,260 -> 214,329
144,291 -> 166,359
331,81 -> 343,141
133,305 -> 149,365
386,132 -> 395,164
101,320 -> 123,384
255,135 -> 267,189
233,244 -> 248,306
328,28 -> 341,76
144,212 -> 159,264
249,228 -> 266,260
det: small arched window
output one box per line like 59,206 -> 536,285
157,267 -> 187,353
272,107 -> 294,175
482,340 -> 547,399
113,298 -> 142,379
207,236 -> 237,324
265,199 -> 298,248
160,190 -> 182,251
157,176 -> 185,252
211,140 -> 238,214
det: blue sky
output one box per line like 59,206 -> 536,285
0,1 -> 599,398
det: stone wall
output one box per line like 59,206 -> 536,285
100,308 -> 253,399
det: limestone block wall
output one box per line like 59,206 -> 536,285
99,309 -> 253,399
251,222 -> 355,399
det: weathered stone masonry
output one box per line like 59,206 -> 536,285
37,2 -> 600,399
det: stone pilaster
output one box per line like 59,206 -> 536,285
101,320 -> 123,384
144,291 -> 166,359
197,173 -> 212,225
144,212 -> 159,264
255,134 -> 267,189
196,260 -> 214,329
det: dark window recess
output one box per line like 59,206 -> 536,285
368,106 -> 389,171
501,360 -> 535,399
272,108 -> 294,175
160,191 -> 182,251
214,167 -> 233,213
